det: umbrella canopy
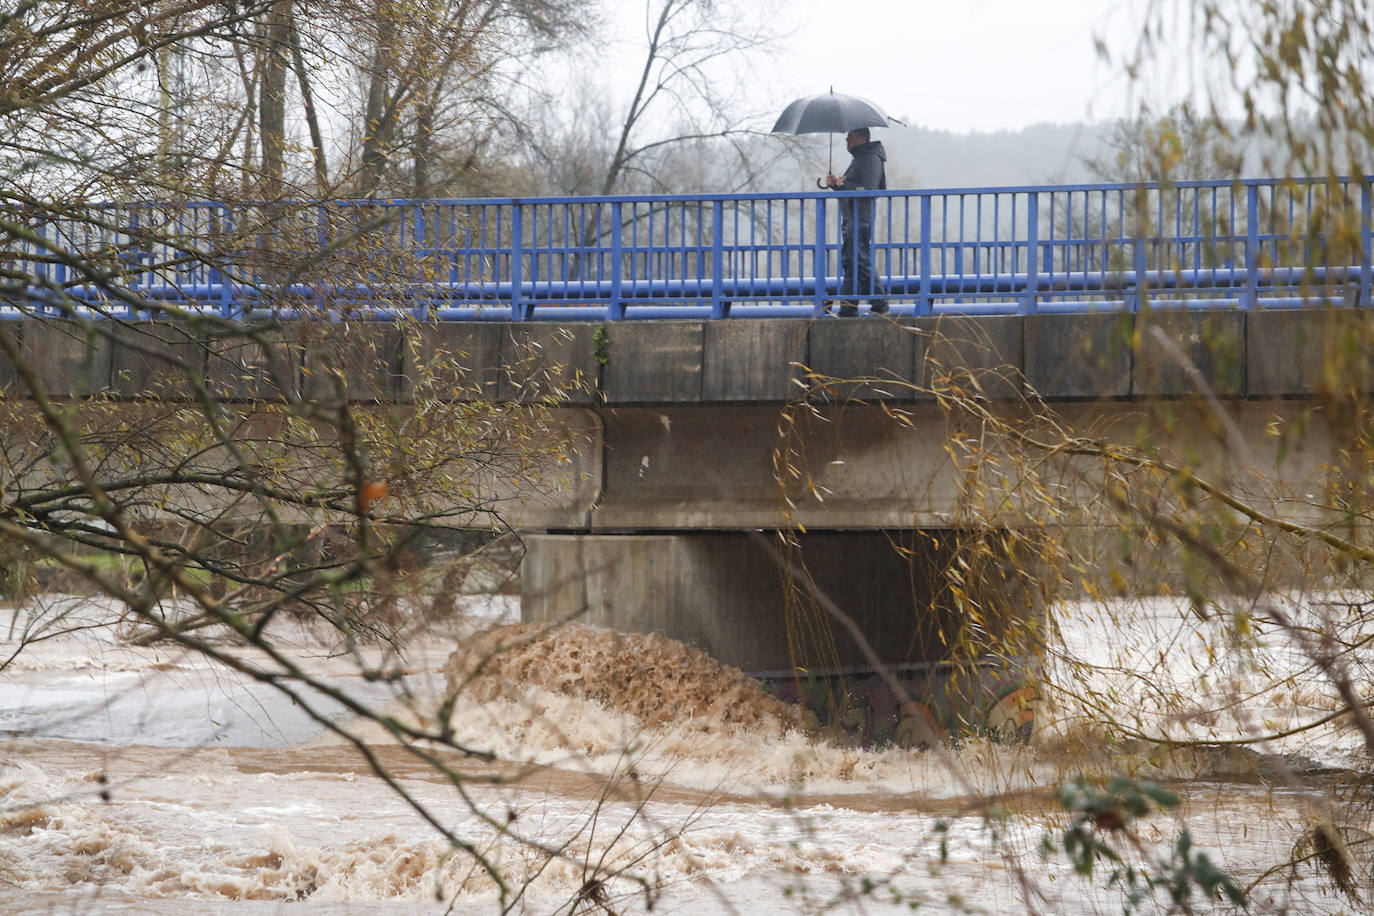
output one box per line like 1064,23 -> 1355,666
771,88 -> 896,177
771,89 -> 895,135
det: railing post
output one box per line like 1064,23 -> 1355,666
510,203 -> 525,321
32,219 -> 48,315
211,205 -> 233,318
918,195 -> 932,316
413,203 -> 428,320
1130,185 -> 1148,311
1361,179 -> 1371,308
128,204 -> 141,311
609,201 -> 625,320
711,199 -> 727,318
313,203 -> 329,316
812,197 -> 828,315
1021,192 -> 1039,314
1244,184 -> 1259,310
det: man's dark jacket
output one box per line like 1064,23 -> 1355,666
836,140 -> 887,224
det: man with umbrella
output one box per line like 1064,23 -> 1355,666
772,89 -> 894,317
824,127 -> 889,316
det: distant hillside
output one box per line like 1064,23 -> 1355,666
882,123 -> 1112,189
776,121 -> 1114,191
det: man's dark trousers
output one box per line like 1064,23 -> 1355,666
837,207 -> 888,316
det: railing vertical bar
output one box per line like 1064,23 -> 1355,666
1300,185 -> 1308,289
1009,193 -> 1017,277
1178,187 -> 1186,276
629,202 -> 639,299
1097,188 -> 1106,276
781,200 -> 791,295
918,195 -> 932,315
765,200 -> 774,303
608,201 -> 624,319
1131,187 -> 1147,311
1045,191 -> 1055,279
1082,190 -> 1091,292
510,204 -> 525,320
1362,180 -> 1372,308
412,203 -> 427,319
1192,188 -> 1201,273
1022,192 -> 1038,314
883,193 -> 892,302
901,196 -> 911,296
1244,184 -> 1259,309
1155,186 -> 1164,283
743,200 -> 752,294
711,199 -> 726,318
939,196 -> 947,287
972,195 -> 983,288
597,202 -> 606,304
955,195 -> 964,294
451,205 -> 462,302
813,197 -> 828,314
477,206 -> 487,304
34,219 -> 50,315
211,205 -> 230,317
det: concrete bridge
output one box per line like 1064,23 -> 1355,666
2,307 -> 1365,741
6,175 -> 1373,740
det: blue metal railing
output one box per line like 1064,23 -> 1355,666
5,177 -> 1371,320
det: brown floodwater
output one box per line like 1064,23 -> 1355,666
1,593 -> 1368,914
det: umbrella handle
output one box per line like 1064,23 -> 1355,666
816,178 -> 829,190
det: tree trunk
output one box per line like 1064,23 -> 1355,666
289,17 -> 329,193
412,92 -> 436,198
259,0 -> 292,198
359,0 -> 396,197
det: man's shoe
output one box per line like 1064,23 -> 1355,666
869,301 -> 889,315
835,300 -> 859,317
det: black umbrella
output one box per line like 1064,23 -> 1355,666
771,87 -> 897,179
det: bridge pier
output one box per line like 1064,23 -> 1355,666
521,529 -> 1044,743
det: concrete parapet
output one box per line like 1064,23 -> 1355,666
1024,312 -> 1134,399
702,319 -> 809,402
207,324 -> 299,402
404,322 -> 503,402
0,323 -> 18,393
297,322 -> 403,402
916,314 -> 1024,401
9,309 -> 1374,407
602,321 -> 703,404
499,323 -> 598,404
1133,310 -> 1245,398
806,318 -> 917,402
1247,308 -> 1374,397
19,319 -> 113,398
109,322 -> 209,399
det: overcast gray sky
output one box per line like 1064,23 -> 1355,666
584,0 -> 1195,140
771,0 -> 1150,131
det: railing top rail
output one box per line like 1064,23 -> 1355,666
30,175 -> 1374,213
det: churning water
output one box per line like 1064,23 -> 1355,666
0,591 -> 1368,914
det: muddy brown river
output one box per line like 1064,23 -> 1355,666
1,594 -> 1366,914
